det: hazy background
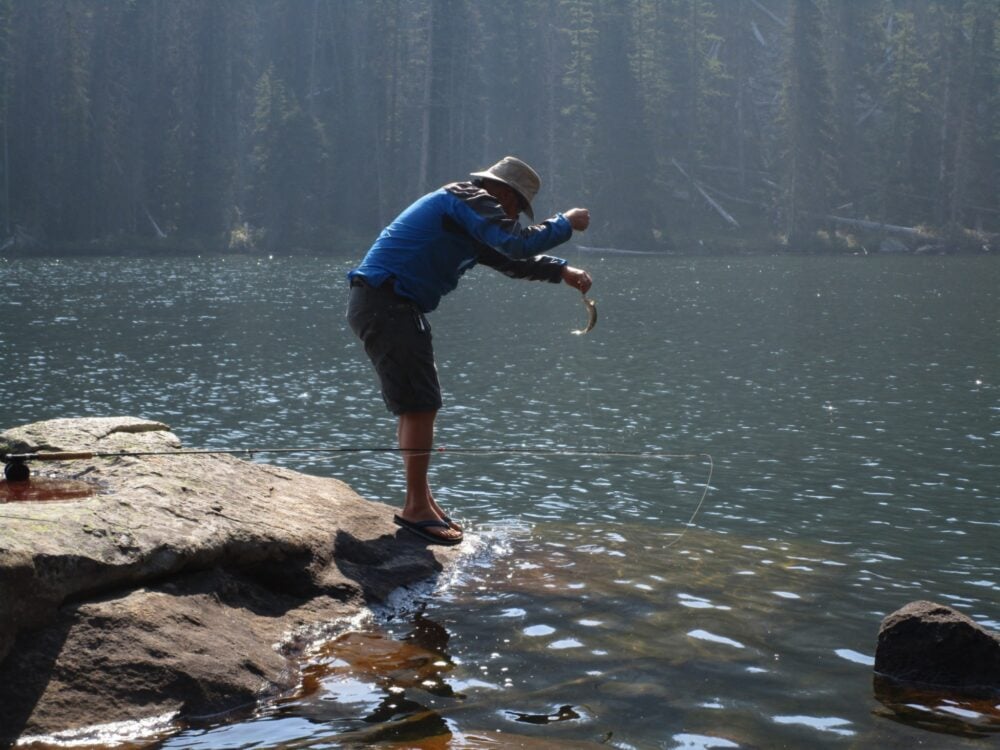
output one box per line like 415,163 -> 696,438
1,0 -> 997,255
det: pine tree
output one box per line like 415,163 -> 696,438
588,2 -> 656,247
0,0 -> 11,236
779,0 -> 834,246
947,0 -> 998,233
555,0 -> 598,199
826,0 -> 879,217
250,65 -> 326,249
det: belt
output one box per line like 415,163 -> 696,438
351,276 -> 413,305
350,276 -> 394,290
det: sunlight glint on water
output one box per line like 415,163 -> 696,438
1,253 -> 997,747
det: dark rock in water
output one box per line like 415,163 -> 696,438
875,600 -> 1000,692
0,417 -> 465,745
878,237 -> 910,254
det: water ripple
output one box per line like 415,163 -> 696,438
4,255 -> 999,748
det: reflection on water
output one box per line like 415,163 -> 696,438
873,676 -> 1000,739
1,254 -> 997,748
167,522 -> 998,748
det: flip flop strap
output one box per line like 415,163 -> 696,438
408,519 -> 450,530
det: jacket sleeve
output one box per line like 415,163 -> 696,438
476,244 -> 567,282
446,183 -> 573,259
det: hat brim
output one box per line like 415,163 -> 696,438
470,171 -> 534,220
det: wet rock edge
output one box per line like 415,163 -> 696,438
0,417 -> 464,745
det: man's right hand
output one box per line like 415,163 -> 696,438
564,208 -> 590,231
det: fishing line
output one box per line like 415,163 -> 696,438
569,247 -> 606,454
2,446 -> 714,545
561,254 -> 706,548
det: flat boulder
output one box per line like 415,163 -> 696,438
875,600 -> 1000,692
0,417 -> 466,745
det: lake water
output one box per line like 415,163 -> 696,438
1,252 -> 998,748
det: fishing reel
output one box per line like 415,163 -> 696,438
2,455 -> 31,482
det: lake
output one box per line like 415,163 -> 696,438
1,252 -> 997,748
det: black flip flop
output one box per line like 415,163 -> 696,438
393,515 -> 463,546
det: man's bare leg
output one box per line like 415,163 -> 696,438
397,410 -> 461,541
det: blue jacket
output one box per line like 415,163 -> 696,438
348,181 -> 572,312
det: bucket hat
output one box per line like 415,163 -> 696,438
470,156 -> 540,219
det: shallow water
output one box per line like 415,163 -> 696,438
1,252 -> 998,748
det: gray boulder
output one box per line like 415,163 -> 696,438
878,236 -> 910,254
875,600 -> 1000,692
0,417 -> 464,744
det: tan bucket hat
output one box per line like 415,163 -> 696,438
470,156 -> 540,219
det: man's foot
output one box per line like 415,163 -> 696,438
428,498 -> 462,532
394,514 -> 463,546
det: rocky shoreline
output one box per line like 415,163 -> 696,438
0,417 -> 465,746
3,418 -> 998,746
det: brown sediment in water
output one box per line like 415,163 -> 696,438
286,627 -> 607,749
299,629 -> 455,698
0,477 -> 99,503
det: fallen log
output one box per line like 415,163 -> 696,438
671,159 -> 741,229
824,215 -> 929,238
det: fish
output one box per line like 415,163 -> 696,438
571,295 -> 597,335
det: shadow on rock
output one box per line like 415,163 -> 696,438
0,617 -> 73,746
331,529 -> 444,606
0,417 -> 463,745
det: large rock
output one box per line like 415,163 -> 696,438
874,600 -> 1000,692
878,236 -> 910,254
0,417 -> 465,744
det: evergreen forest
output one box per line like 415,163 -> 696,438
1,0 -> 997,255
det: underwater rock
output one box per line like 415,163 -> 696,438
0,416 -> 463,745
875,600 -> 1000,692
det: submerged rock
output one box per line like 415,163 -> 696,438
874,600 -> 1000,692
0,417 -> 464,745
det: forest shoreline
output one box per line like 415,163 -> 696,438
3,2 -> 995,260
1,226 -> 995,260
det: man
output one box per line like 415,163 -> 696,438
347,156 -> 591,545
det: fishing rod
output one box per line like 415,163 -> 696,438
1,446 -> 458,480
1,445 -> 711,481
2,445 -> 714,544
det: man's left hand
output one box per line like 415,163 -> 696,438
561,265 -> 592,294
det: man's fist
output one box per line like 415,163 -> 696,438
564,208 -> 590,231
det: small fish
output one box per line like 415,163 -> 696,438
572,295 -> 597,335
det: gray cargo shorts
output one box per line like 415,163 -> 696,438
346,278 -> 442,415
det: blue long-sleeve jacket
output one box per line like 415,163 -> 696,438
347,181 -> 573,312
